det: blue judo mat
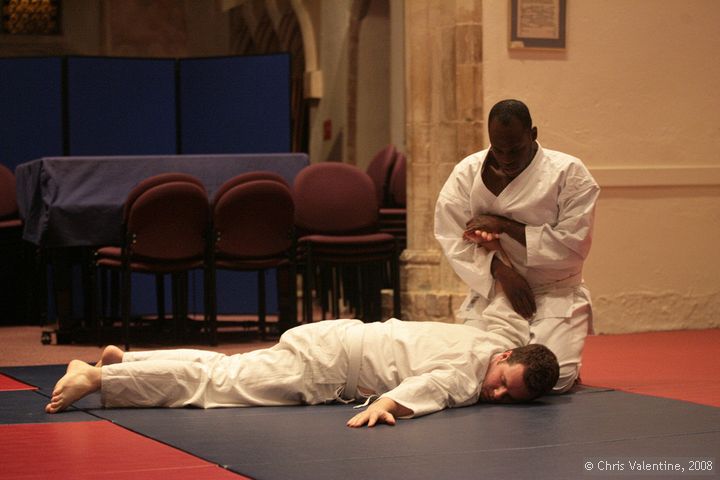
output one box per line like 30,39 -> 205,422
2,365 -> 718,479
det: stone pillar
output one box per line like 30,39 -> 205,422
401,0 -> 483,322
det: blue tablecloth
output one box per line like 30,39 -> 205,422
16,153 -> 309,247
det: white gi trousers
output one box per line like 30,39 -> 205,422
101,319 -> 362,409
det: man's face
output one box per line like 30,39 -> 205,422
480,351 -> 531,403
487,117 -> 537,178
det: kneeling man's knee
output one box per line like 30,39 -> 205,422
552,363 -> 579,394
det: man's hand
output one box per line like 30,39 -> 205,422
466,214 -> 527,247
465,214 -> 506,234
492,257 -> 536,319
346,397 -> 411,428
463,228 -> 502,251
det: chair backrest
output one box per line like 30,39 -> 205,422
123,173 -> 206,221
212,171 -> 289,206
125,180 -> 209,261
294,162 -> 379,235
365,145 -> 397,207
0,164 -> 18,219
388,152 -> 406,207
213,179 -> 294,258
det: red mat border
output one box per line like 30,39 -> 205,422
0,373 -> 38,391
0,421 -> 249,480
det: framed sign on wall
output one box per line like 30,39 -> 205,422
509,0 -> 566,50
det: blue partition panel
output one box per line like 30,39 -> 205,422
180,54 -> 290,154
181,54 -> 291,315
67,56 -> 177,155
0,57 -> 63,170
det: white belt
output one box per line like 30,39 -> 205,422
341,323 -> 365,401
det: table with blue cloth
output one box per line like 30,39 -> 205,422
15,153 -> 309,343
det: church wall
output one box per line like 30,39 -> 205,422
479,0 -> 720,332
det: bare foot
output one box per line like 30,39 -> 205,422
45,360 -> 101,414
95,345 -> 124,368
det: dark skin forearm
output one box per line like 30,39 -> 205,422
464,214 -> 536,319
491,254 -> 536,319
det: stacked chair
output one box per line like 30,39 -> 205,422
294,162 -> 401,323
0,164 -> 22,232
378,151 -> 407,250
207,172 -> 295,344
89,157 -> 406,347
92,173 -> 210,350
0,164 -> 31,324
365,145 -> 407,250
365,145 -> 398,208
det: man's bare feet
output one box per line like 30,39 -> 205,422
95,345 -> 124,368
45,360 -> 101,414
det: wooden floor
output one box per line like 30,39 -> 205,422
0,324 -> 278,367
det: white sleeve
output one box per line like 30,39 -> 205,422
525,165 -> 600,270
434,162 -> 496,300
379,368 -> 479,419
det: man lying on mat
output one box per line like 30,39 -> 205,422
45,318 -> 559,427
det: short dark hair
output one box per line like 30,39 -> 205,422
506,344 -> 559,399
488,99 -> 533,130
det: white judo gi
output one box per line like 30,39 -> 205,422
102,318 -> 514,418
434,143 -> 600,392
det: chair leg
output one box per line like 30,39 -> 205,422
89,259 -> 101,347
276,262 -> 297,333
257,270 -> 266,339
121,268 -> 131,351
318,265 -> 329,320
109,271 -> 119,320
30,246 -> 48,327
303,246 -> 314,323
331,267 -> 340,319
206,264 -> 217,346
391,253 -> 401,319
155,274 -> 165,326
179,272 -> 189,343
171,273 -> 180,343
368,263 -> 382,322
171,272 -> 188,344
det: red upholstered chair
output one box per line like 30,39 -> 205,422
379,152 -> 407,250
0,164 -> 29,323
365,145 -> 397,207
93,173 -> 210,349
294,162 -> 400,323
207,172 -> 295,344
0,164 -> 21,230
212,170 -> 289,202
389,152 -> 406,207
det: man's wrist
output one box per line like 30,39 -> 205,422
501,217 -> 527,246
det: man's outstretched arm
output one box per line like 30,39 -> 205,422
346,397 -> 413,428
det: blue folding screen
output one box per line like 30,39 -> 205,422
0,57 -> 63,170
180,54 -> 291,154
66,57 -> 177,155
180,54 -> 291,315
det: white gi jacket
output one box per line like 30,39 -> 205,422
358,318 -> 513,418
435,143 -> 599,320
